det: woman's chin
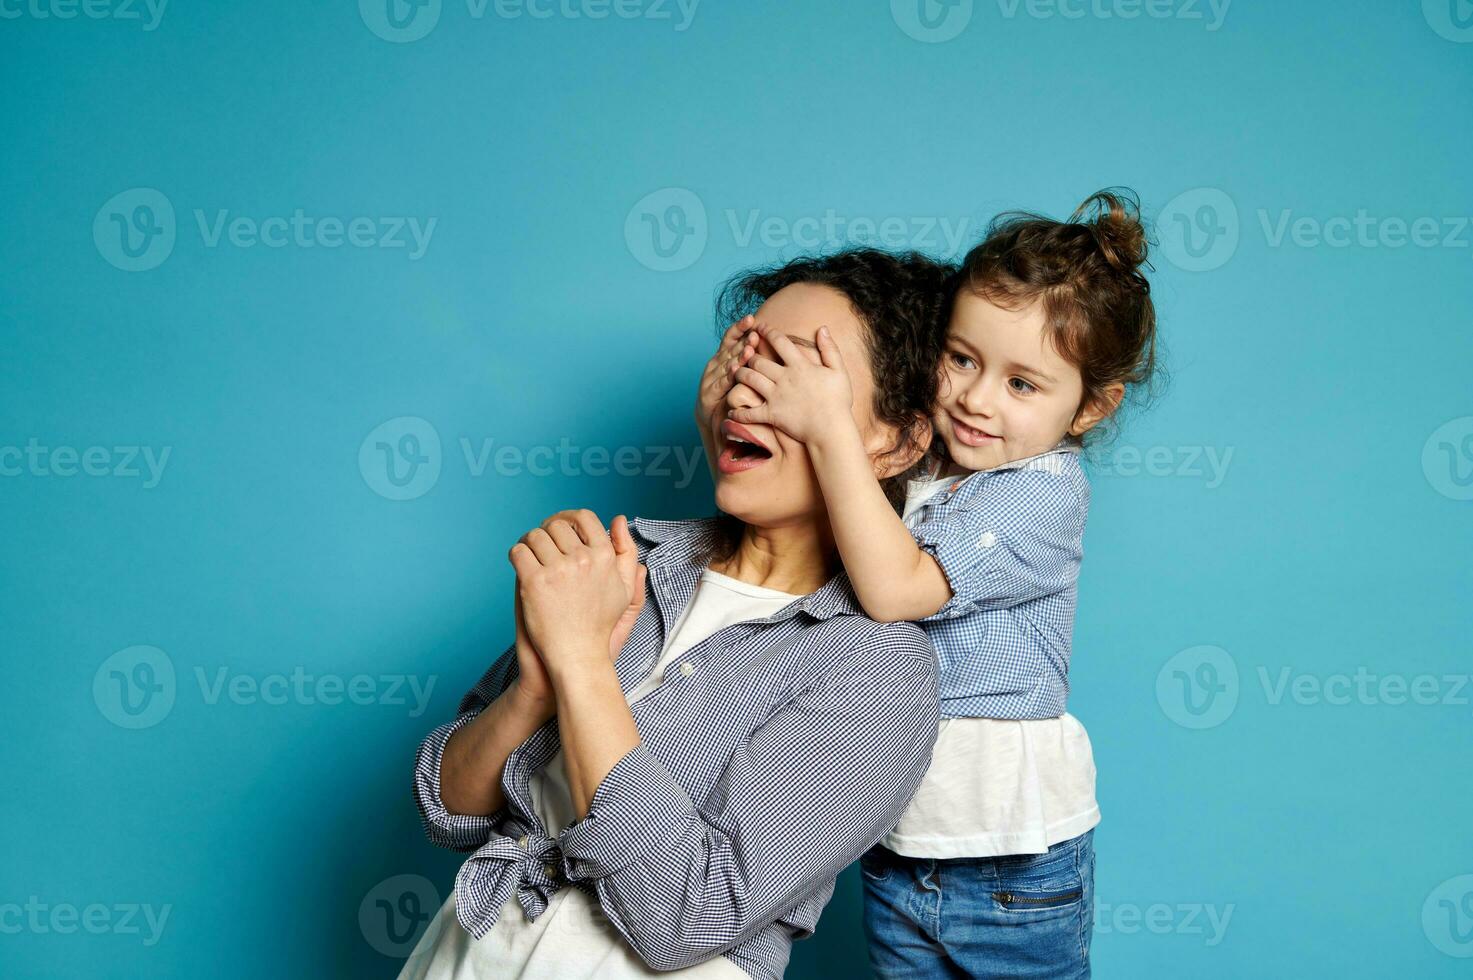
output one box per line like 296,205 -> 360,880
715,483 -> 776,527
716,481 -> 815,531
714,481 -> 752,519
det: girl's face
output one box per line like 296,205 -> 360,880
933,290 -> 1093,472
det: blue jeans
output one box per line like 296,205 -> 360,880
860,829 -> 1095,979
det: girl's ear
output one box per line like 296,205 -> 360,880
1070,383 -> 1125,437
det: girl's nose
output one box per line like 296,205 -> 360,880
958,379 -> 996,418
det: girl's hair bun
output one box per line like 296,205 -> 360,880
1072,188 -> 1150,278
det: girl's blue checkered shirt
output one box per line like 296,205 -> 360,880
904,437 -> 1089,720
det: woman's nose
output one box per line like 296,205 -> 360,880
726,378 -> 763,411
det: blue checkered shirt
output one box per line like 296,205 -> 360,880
905,439 -> 1089,720
411,516 -> 941,979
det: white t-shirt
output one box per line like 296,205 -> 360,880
879,471 -> 1101,859
402,569 -> 798,980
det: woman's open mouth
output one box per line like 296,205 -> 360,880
717,419 -> 774,474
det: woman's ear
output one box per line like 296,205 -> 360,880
873,412 -> 933,480
1070,383 -> 1125,437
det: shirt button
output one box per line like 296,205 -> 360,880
543,862 -> 559,879
679,662 -> 695,677
517,835 -> 529,848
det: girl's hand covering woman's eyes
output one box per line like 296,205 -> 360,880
695,315 -> 760,434
508,511 -> 647,676
726,322 -> 854,446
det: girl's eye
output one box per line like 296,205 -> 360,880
948,352 -> 975,370
1008,377 -> 1037,395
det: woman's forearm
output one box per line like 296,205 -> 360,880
439,678 -> 556,816
547,645 -> 641,818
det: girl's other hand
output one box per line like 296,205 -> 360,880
695,315 -> 759,433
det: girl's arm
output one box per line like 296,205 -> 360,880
807,418 -> 954,622
729,325 -> 953,622
734,329 -> 1087,625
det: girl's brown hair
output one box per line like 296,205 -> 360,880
950,187 -> 1161,441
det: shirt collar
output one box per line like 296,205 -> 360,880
982,434 -> 1083,474
630,516 -> 864,623
915,434 -> 1083,486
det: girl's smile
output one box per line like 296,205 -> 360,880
946,414 -> 1001,447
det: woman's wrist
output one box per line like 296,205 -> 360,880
545,639 -> 617,688
506,677 -> 557,724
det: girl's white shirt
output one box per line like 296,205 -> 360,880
879,468 -> 1100,859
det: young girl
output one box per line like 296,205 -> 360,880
714,190 -> 1158,978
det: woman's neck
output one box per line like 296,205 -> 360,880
708,521 -> 836,596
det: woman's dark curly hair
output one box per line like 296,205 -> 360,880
706,247 -> 954,561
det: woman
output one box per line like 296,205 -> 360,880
401,249 -> 952,980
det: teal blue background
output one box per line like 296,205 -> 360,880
2,1 -> 1471,976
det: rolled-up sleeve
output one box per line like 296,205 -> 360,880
412,641 -> 520,852
554,625 -> 941,973
912,468 -> 1084,622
